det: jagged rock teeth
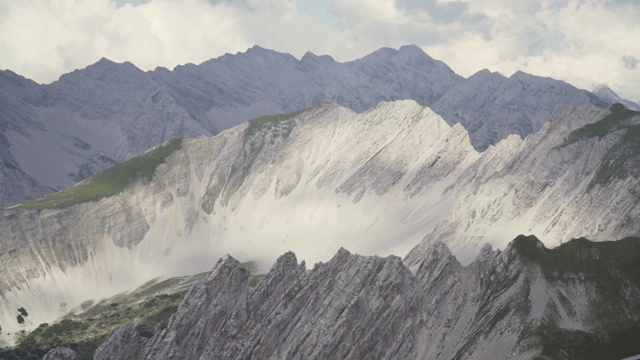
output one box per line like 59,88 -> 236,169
94,237 -> 640,359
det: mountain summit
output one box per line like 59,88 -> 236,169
592,84 -> 640,111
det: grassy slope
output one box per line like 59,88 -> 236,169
558,104 -> 640,190
512,235 -> 640,359
0,262 -> 263,359
9,138 -> 182,211
563,103 -> 640,145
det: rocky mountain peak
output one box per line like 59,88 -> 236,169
412,241 -> 460,286
505,234 -> 546,260
592,83 -> 640,110
467,68 -> 504,81
242,44 -> 298,63
398,43 -> 426,55
298,51 -> 336,71
55,57 -> 144,84
300,51 -> 334,63
0,69 -> 38,88
593,83 -> 616,97
95,56 -> 116,65
359,46 -> 398,60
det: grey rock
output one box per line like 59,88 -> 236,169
42,346 -> 78,360
405,103 -> 640,264
96,249 -> 420,360
93,323 -> 149,360
431,69 -> 604,151
592,84 -> 640,110
95,236 -> 640,359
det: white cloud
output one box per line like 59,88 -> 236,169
0,0 -> 639,102
0,0 -> 251,81
422,0 -> 640,102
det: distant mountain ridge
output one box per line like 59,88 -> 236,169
431,69 -> 604,151
592,84 -> 640,111
0,44 -> 620,207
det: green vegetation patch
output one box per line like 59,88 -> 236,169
587,125 -> 640,189
0,271 -> 204,360
11,138 -> 182,210
513,235 -> 640,327
244,103 -> 329,140
557,104 -> 640,190
563,103 -> 640,146
244,110 -> 305,139
512,235 -> 640,281
0,260 -> 266,359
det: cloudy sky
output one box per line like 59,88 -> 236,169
1,0 -> 639,102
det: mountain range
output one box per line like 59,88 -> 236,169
2,46 -> 640,358
0,45 -> 621,208
1,98 -> 640,343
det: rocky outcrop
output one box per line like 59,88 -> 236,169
92,323 -> 149,360
42,346 -> 78,360
94,249 -> 418,359
94,236 -> 640,360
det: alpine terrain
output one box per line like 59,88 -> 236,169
90,235 -> 640,360
0,46 -> 639,359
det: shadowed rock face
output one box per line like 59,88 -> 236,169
94,236 -> 640,360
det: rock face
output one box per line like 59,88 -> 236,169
42,346 -> 78,360
0,45 -> 612,207
0,101 -> 477,336
0,70 -> 51,207
2,100 -> 640,339
406,103 -> 640,264
431,70 -> 603,151
592,84 -> 640,111
153,44 -> 463,133
93,236 -> 640,360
